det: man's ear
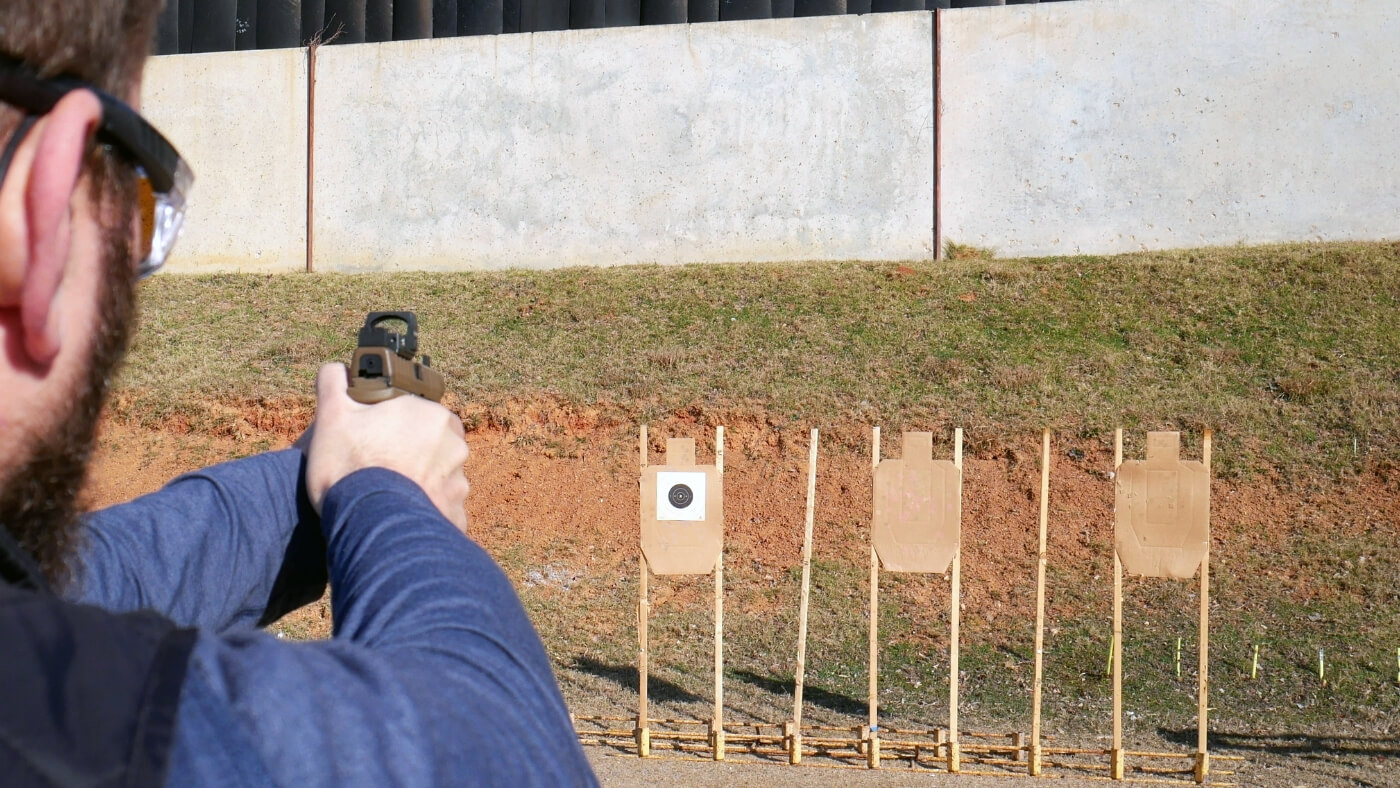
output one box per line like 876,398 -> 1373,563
6,89 -> 104,365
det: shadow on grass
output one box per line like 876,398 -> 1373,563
571,657 -> 704,704
1158,728 -> 1400,757
730,669 -> 865,717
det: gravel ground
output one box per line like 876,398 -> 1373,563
585,747 -> 1096,787
583,737 -> 1400,787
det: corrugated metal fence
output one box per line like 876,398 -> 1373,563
156,0 -> 1072,53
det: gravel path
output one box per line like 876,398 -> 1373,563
587,743 -> 1400,787
586,747 -> 1102,787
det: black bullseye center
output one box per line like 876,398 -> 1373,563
667,484 -> 694,509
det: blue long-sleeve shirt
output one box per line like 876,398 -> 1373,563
72,450 -> 595,786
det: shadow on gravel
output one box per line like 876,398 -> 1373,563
730,670 -> 865,717
572,657 -> 705,703
1159,727 -> 1400,757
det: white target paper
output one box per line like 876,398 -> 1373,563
656,471 -> 706,521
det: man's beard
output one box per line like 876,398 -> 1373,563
0,181 -> 137,591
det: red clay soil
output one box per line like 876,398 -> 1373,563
85,396 -> 1399,640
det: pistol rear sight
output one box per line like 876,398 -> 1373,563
358,311 -> 423,362
348,312 -> 445,404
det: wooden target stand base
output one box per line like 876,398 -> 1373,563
630,424 -> 793,761
1108,428 -> 1222,784
856,427 -> 1015,774
572,425 -> 1243,784
787,427 -> 1044,776
1025,428 -> 1241,784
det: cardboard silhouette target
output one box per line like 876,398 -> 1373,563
636,426 -> 729,762
1111,429 -> 1215,783
866,428 -> 966,772
1115,431 -> 1210,579
641,437 -> 723,575
872,431 -> 961,574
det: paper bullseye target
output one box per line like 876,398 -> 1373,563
657,472 -> 706,521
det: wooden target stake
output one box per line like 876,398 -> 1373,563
1195,429 -> 1212,784
789,428 -> 820,765
947,428 -> 963,774
712,426 -> 726,761
867,426 -> 881,768
1112,428 -> 1124,780
637,425 -> 650,757
1030,429 -> 1051,776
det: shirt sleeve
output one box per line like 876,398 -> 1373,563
70,449 -> 327,632
165,468 -> 596,787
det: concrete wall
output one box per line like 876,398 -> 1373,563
311,13 -> 934,271
939,0 -> 1400,257
141,49 -> 307,273
139,0 -> 1400,272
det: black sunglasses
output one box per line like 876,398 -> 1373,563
0,56 -> 193,278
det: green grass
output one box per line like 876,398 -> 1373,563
515,541 -> 1400,739
118,241 -> 1400,479
514,539 -> 1400,739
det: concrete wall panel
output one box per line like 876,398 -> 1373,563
141,49 -> 308,272
939,0 -> 1400,257
312,13 -> 934,271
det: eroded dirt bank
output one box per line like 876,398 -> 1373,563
89,397 -> 1399,632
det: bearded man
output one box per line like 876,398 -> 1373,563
0,3 -> 594,785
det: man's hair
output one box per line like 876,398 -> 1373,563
0,0 -> 165,238
0,0 -> 163,139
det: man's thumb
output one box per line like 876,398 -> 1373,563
315,363 -> 350,409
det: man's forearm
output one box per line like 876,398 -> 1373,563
321,468 -> 578,732
164,468 -> 595,787
71,449 -> 326,631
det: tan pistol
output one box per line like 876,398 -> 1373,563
347,311 -> 445,404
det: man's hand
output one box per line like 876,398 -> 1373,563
303,363 -> 470,532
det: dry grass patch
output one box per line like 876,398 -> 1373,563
118,241 -> 1400,479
